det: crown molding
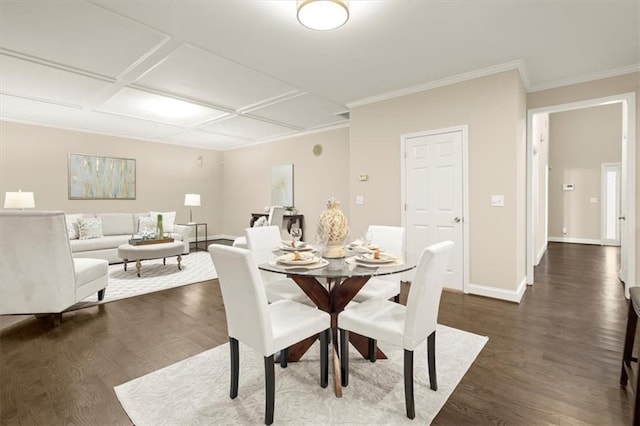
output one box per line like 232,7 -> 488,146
347,60 -> 529,108
528,64 -> 640,93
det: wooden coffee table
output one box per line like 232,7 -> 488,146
117,241 -> 184,277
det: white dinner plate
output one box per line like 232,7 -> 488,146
278,245 -> 314,252
277,252 -> 319,266
355,253 -> 397,264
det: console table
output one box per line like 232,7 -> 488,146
177,222 -> 208,252
250,213 -> 304,240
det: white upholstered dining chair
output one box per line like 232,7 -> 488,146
245,225 -> 312,305
352,225 -> 406,303
0,211 -> 108,321
208,245 -> 330,425
338,240 -> 454,419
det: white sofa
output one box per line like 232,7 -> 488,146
67,212 -> 191,264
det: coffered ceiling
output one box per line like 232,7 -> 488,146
1,1 -> 638,150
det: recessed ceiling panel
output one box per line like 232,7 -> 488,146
248,93 -> 348,129
96,87 -> 228,127
135,44 -> 297,110
1,94 -> 185,140
0,1 -> 168,78
166,130 -> 249,150
0,55 -> 113,106
199,115 -> 297,140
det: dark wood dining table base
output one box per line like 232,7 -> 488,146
282,275 -> 388,397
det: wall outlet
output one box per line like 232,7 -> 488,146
355,196 -> 364,205
590,197 -> 598,203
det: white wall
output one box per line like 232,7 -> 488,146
532,112 -> 549,264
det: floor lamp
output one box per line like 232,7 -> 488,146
184,193 -> 200,224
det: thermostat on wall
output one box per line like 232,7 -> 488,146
562,184 -> 575,191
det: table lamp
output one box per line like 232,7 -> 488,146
184,193 -> 200,224
4,190 -> 35,209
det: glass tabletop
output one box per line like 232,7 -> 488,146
258,247 -> 417,279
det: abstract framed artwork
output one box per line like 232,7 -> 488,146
68,153 -> 136,200
271,164 -> 293,207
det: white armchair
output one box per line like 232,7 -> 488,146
0,211 -> 108,319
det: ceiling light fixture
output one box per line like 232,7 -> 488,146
297,0 -> 349,31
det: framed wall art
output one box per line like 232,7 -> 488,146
68,153 -> 136,200
271,164 -> 293,207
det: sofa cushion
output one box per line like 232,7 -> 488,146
70,235 -> 130,252
98,213 -> 134,236
150,211 -> 176,232
78,217 -> 103,240
134,212 -> 149,233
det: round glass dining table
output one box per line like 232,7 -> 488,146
259,248 -> 417,397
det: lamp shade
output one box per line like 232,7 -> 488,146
4,190 -> 35,209
297,0 -> 349,31
184,193 -> 201,207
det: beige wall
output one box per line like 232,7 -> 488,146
0,121 -> 223,234
528,71 -> 639,287
349,70 -> 527,292
547,104 -> 622,241
221,128 -> 349,239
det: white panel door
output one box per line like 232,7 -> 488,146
403,130 -> 463,290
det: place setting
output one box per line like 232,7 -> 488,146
270,250 -> 328,270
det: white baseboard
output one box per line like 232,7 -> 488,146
466,277 -> 527,303
535,244 -> 547,266
548,236 -> 601,245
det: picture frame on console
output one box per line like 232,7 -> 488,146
68,153 -> 136,200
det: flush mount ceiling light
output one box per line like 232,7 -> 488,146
297,0 -> 349,31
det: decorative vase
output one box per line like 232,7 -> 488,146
316,198 -> 349,258
156,214 -> 164,240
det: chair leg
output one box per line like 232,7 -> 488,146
97,289 -> 106,301
280,347 -> 288,368
428,331 -> 437,391
320,329 -> 329,388
229,337 -> 239,399
368,338 -> 377,363
340,329 -> 349,387
404,349 -> 415,419
621,300 -> 637,386
264,355 -> 275,425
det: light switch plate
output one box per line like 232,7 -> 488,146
491,195 -> 505,207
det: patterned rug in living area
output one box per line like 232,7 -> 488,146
69,251 -> 217,310
115,325 -> 488,425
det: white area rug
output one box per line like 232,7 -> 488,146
70,251 -> 217,310
115,325 -> 487,425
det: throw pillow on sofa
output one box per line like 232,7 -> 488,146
138,216 -> 157,239
150,211 -> 176,232
78,217 -> 104,240
65,214 -> 82,239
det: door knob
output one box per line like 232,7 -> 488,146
454,217 -> 462,223
618,216 -> 626,220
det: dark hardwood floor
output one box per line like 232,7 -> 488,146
0,242 -> 631,425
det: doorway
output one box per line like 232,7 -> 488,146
526,93 -> 636,296
602,162 -> 622,246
